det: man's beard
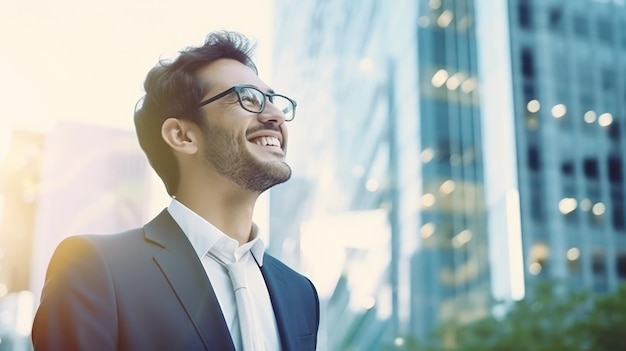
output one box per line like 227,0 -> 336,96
202,124 -> 291,193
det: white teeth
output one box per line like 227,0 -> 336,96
265,136 -> 280,147
252,136 -> 280,147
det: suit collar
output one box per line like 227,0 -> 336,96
145,209 -> 235,351
261,256 -> 300,351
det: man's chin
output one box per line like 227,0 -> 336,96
267,162 -> 292,186
245,162 -> 291,193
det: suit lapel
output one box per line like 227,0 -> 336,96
144,210 -> 235,351
260,256 -> 299,351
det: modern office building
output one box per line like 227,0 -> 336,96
505,0 -> 626,295
411,1 -> 493,345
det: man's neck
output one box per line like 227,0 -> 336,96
175,184 -> 259,246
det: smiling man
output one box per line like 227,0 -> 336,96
32,31 -> 319,351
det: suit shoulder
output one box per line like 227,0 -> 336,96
263,254 -> 312,284
50,228 -> 144,262
58,227 -> 145,249
263,254 -> 296,273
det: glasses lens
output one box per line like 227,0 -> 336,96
272,95 -> 295,121
238,87 -> 264,113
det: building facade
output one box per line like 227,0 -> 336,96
411,1 -> 492,344
506,0 -> 626,294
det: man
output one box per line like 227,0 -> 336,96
32,31 -> 319,351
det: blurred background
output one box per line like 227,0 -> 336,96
1,0 -> 626,350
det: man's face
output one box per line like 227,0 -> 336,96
194,59 -> 291,192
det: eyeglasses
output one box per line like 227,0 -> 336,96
197,84 -> 297,121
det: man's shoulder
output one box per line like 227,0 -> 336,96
56,210 -> 173,257
52,227 -> 147,263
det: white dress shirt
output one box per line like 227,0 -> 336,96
168,199 -> 281,351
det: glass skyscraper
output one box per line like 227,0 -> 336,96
506,0 -> 626,294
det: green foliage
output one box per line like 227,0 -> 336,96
386,281 -> 626,351
445,281 -> 591,351
579,284 -> 626,351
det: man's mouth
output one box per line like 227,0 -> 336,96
249,136 -> 281,148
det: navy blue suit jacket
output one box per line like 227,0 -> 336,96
32,210 -> 319,350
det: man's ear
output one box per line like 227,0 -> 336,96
161,118 -> 200,155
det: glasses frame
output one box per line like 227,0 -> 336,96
196,84 -> 297,121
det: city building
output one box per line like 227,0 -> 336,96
505,0 -> 626,294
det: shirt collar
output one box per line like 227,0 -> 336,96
167,198 -> 265,265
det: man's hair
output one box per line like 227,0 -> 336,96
134,31 -> 257,196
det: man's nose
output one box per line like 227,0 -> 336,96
258,102 -> 287,125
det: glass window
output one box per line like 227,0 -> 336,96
523,82 -> 537,102
601,67 -> 615,92
431,30 -> 447,66
530,175 -> 544,221
608,120 -> 621,142
610,178 -> 624,231
521,48 -> 535,78
518,0 -> 532,29
573,13 -> 589,38
597,16 -> 614,45
561,160 -> 575,176
528,144 -> 541,171
592,250 -> 607,293
584,158 -> 599,179
549,7 -> 564,33
617,253 -> 626,280
592,250 -> 606,274
613,200 -> 625,231
608,155 -> 623,184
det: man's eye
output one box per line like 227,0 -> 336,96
242,94 -> 261,105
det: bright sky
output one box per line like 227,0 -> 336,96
0,0 -> 274,154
